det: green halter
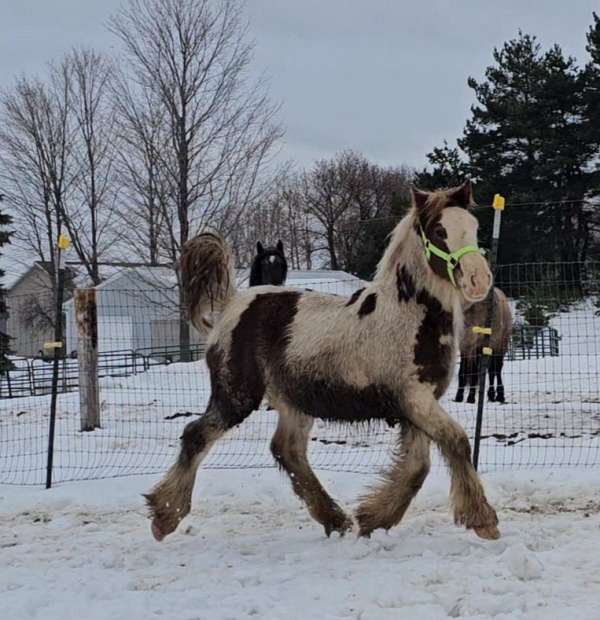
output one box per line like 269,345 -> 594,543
419,225 -> 481,288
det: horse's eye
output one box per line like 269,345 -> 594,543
432,224 -> 445,239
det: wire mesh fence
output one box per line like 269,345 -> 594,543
1,224 -> 600,485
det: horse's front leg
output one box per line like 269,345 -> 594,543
355,421 -> 430,536
404,385 -> 499,540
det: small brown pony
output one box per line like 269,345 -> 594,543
455,287 -> 513,404
145,180 -> 500,542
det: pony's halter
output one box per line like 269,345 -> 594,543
419,225 -> 481,288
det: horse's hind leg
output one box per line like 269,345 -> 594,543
405,387 -> 499,540
356,421 -> 430,537
270,404 -> 352,536
487,355 -> 497,402
494,355 -> 506,403
466,355 -> 478,404
145,400 -> 247,541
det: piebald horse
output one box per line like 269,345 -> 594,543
145,180 -> 500,542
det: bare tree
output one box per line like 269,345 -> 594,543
300,153 -> 357,270
299,151 -> 412,274
60,48 -> 120,285
336,156 -> 412,274
0,51 -> 120,296
112,74 -> 168,266
109,0 -> 283,358
0,75 -> 73,312
232,168 -> 316,270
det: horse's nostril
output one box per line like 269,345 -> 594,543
470,274 -> 477,288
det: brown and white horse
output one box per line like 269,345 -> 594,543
455,287 -> 513,404
145,180 -> 500,542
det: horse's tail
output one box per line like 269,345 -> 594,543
181,231 -> 236,334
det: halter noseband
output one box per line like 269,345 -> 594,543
419,225 -> 481,288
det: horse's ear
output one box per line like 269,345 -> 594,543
276,240 -> 284,254
448,179 -> 476,208
256,241 -> 264,255
411,187 -> 429,211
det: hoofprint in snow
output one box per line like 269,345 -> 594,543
1,468 -> 599,620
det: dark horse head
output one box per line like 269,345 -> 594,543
249,240 -> 288,286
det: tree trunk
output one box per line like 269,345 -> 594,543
327,228 -> 339,270
75,288 -> 100,431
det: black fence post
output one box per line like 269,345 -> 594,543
473,194 -> 505,471
45,234 -> 70,489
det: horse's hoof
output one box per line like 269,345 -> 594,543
151,520 -> 166,542
324,514 -> 353,538
474,525 -> 500,540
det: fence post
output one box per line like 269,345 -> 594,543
75,288 -> 100,432
473,194 -> 505,471
45,233 -> 70,489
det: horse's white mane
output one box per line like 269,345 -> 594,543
374,209 -> 419,281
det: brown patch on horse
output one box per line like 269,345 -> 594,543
422,214 -> 454,282
396,265 -> 416,303
414,288 -> 454,397
204,345 -> 253,428
345,287 -> 365,306
272,370 -> 406,426
228,292 -> 301,419
358,293 -> 377,317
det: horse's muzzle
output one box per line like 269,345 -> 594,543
458,253 -> 492,303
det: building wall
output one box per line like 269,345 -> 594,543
63,271 -> 203,354
61,268 -> 362,356
6,267 -> 55,357
150,319 -> 204,351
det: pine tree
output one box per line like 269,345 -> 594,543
0,195 -> 13,373
415,141 -> 469,189
422,31 -> 598,280
583,12 -> 600,177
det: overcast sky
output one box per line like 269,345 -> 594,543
1,0 -> 598,170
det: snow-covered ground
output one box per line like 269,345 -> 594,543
1,299 -> 599,618
1,467 -> 599,620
